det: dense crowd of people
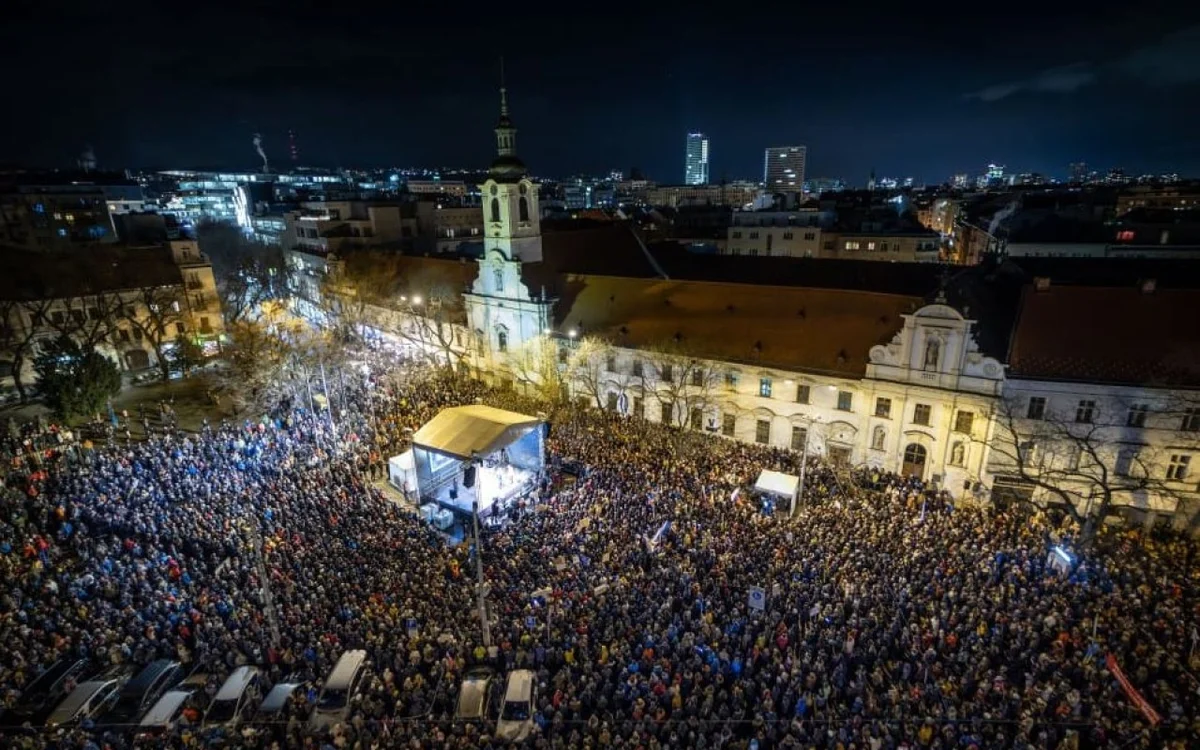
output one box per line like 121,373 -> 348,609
1,352 -> 1198,749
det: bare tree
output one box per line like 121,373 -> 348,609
322,250 -> 404,344
984,392 -> 1200,546
0,298 -> 53,402
507,335 -> 569,404
216,320 -> 291,413
640,341 -> 724,428
122,286 -> 188,381
195,219 -> 285,324
50,292 -> 123,351
567,336 -> 616,409
392,267 -> 467,371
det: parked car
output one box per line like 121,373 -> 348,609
456,666 -> 496,721
96,659 -> 181,727
1,658 -> 91,726
308,650 -> 367,731
133,673 -> 210,747
45,669 -> 128,728
495,669 -> 537,743
203,666 -> 262,729
255,681 -> 307,726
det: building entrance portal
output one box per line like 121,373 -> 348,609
902,443 -> 927,478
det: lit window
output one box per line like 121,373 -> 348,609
759,377 -> 772,398
836,391 -> 853,411
867,242 -> 876,250
875,397 -> 891,418
845,241 -> 860,250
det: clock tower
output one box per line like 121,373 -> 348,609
478,84 -> 542,262
465,80 -> 552,358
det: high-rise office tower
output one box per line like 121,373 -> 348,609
763,146 -> 806,191
684,133 -> 709,185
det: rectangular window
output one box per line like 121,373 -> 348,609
1166,454 -> 1191,481
954,411 -> 974,434
722,413 -> 735,437
913,403 -> 931,426
874,397 -> 891,418
558,346 -> 569,364
782,232 -> 794,240
759,377 -> 772,398
661,364 -> 673,382
660,402 -> 673,424
803,232 -> 815,241
690,408 -> 703,429
175,322 -> 186,335
632,360 -> 643,376
1027,396 -> 1046,420
791,426 -> 807,451
845,241 -> 860,250
1184,408 -> 1200,432
1114,448 -> 1137,476
836,390 -> 853,412
606,392 -> 618,411
795,384 -> 810,403
605,354 -> 616,372
633,396 -> 644,418
749,231 -> 759,239
724,371 -> 739,390
691,369 -> 704,387
51,311 -> 66,325
1075,400 -> 1095,423
732,231 -> 742,239
866,241 -> 876,251
1126,404 -> 1149,428
132,328 -> 144,341
117,329 -> 130,342
755,419 -> 771,444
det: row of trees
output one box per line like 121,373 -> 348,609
0,284 -> 207,403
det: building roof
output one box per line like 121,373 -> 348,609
412,405 -> 543,459
0,245 -> 183,301
1007,285 -> 1200,386
554,275 -> 922,377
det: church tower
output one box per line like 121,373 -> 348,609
465,76 -> 552,360
478,81 -> 542,263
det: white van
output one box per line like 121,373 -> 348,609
495,669 -> 536,743
203,666 -> 261,728
308,650 -> 367,731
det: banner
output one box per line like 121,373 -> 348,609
1106,653 -> 1161,725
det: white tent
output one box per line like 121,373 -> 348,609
388,450 -> 417,496
754,470 -> 800,504
411,404 -> 542,459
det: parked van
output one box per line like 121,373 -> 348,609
98,659 -> 181,726
203,666 -> 262,728
456,666 -> 495,721
3,658 -> 91,726
495,669 -> 536,743
308,650 -> 367,731
45,671 -> 127,728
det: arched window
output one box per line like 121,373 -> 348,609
519,196 -> 530,222
490,197 -> 501,223
496,328 -> 508,353
950,441 -> 965,466
923,337 -> 941,370
871,425 -> 886,451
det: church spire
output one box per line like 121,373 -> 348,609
489,58 -> 526,181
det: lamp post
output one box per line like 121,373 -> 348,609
472,501 -> 492,648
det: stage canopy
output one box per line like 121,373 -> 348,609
411,404 -> 543,460
755,470 -> 800,500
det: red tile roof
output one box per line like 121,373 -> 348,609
1008,285 -> 1200,386
555,275 -> 922,377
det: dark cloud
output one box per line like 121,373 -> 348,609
964,63 -> 1097,102
1115,24 -> 1200,85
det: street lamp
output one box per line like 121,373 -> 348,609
411,295 -> 423,306
567,328 -> 577,339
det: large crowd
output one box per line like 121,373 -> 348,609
1,353 -> 1198,750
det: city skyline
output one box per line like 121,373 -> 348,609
3,4 -> 1200,182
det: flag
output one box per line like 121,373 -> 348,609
1106,653 -> 1161,725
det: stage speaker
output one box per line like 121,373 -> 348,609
463,465 -> 477,488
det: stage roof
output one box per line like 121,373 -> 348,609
755,470 -> 800,499
411,405 -> 542,459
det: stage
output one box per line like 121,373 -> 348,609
410,405 -> 545,518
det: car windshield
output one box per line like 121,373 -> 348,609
317,688 -> 348,710
206,698 -> 238,723
501,700 -> 529,721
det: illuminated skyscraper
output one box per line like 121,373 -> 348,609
684,132 -> 709,185
763,146 -> 806,191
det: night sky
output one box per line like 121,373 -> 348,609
5,2 -> 1200,183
